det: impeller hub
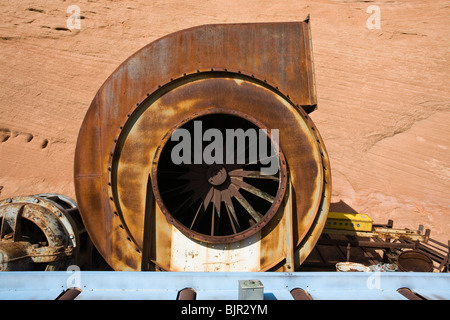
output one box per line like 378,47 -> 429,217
206,165 -> 228,186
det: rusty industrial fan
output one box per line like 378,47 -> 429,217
74,19 -> 331,271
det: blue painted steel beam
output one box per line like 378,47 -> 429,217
0,271 -> 448,300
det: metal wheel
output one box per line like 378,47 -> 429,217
152,110 -> 287,243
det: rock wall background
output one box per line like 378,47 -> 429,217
0,0 -> 448,242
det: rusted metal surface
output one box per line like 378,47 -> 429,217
397,287 -> 427,300
397,250 -> 434,272
55,288 -> 82,300
0,194 -> 81,271
290,288 -> 313,300
324,225 -> 430,242
421,238 -> 450,272
177,288 -> 197,300
74,20 -> 331,271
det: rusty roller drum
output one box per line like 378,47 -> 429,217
0,194 -> 83,270
75,19 -> 331,271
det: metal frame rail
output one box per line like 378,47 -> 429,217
0,271 -> 449,300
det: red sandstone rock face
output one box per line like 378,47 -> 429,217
0,0 -> 448,243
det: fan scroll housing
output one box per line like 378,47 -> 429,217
74,20 -> 331,271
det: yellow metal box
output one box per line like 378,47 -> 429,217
325,212 -> 373,232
